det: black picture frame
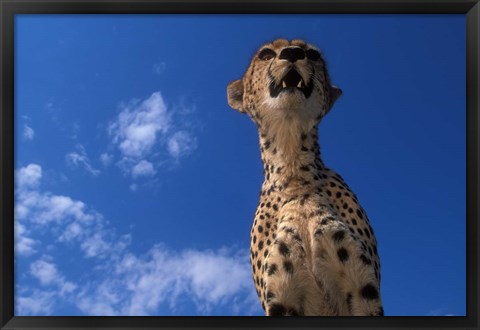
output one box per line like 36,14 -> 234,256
1,1 -> 478,329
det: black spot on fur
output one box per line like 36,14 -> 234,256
364,228 -> 371,238
361,284 -> 379,300
356,209 -> 364,219
360,254 -> 372,265
258,225 -> 264,233
332,230 -> 345,242
337,247 -> 349,263
267,263 -> 278,276
283,260 -> 294,274
278,242 -> 290,256
258,241 -> 264,250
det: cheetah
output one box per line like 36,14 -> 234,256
227,39 -> 383,316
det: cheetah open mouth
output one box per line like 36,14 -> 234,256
269,68 -> 314,98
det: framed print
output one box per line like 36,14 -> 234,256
1,1 -> 479,329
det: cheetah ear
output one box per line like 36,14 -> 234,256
227,79 -> 246,113
329,85 -> 342,109
330,85 -> 342,105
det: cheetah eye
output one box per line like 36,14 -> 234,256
258,48 -> 276,61
306,49 -> 321,61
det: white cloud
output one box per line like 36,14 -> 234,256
17,259 -> 77,315
30,260 -> 61,286
106,91 -> 198,182
66,144 -> 100,176
15,163 -> 260,316
109,92 -> 170,159
16,192 -> 94,226
131,160 -> 156,178
76,245 -> 257,316
14,222 -> 37,256
16,290 -> 57,316
167,131 -> 197,160
81,233 -> 112,258
23,125 -> 35,140
15,164 -> 106,252
15,164 -> 42,189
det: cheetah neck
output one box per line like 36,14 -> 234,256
258,123 -> 325,194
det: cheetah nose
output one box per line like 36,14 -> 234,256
279,47 -> 305,63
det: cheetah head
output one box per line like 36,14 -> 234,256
227,39 -> 342,133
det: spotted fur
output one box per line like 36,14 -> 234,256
227,39 -> 383,316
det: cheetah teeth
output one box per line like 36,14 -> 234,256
282,81 -> 287,88
297,80 -> 303,88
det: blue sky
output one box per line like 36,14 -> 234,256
14,14 -> 465,316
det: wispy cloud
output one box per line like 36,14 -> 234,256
23,125 -> 35,141
167,131 -> 197,160
17,258 -> 77,315
30,259 -> 76,293
105,91 -> 198,188
16,289 -> 57,315
152,61 -> 166,75
66,144 -> 100,176
15,163 -> 260,316
426,309 -> 456,316
14,222 -> 37,256
131,160 -> 156,178
15,164 -> 115,259
109,92 -> 170,159
75,246 -> 257,316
